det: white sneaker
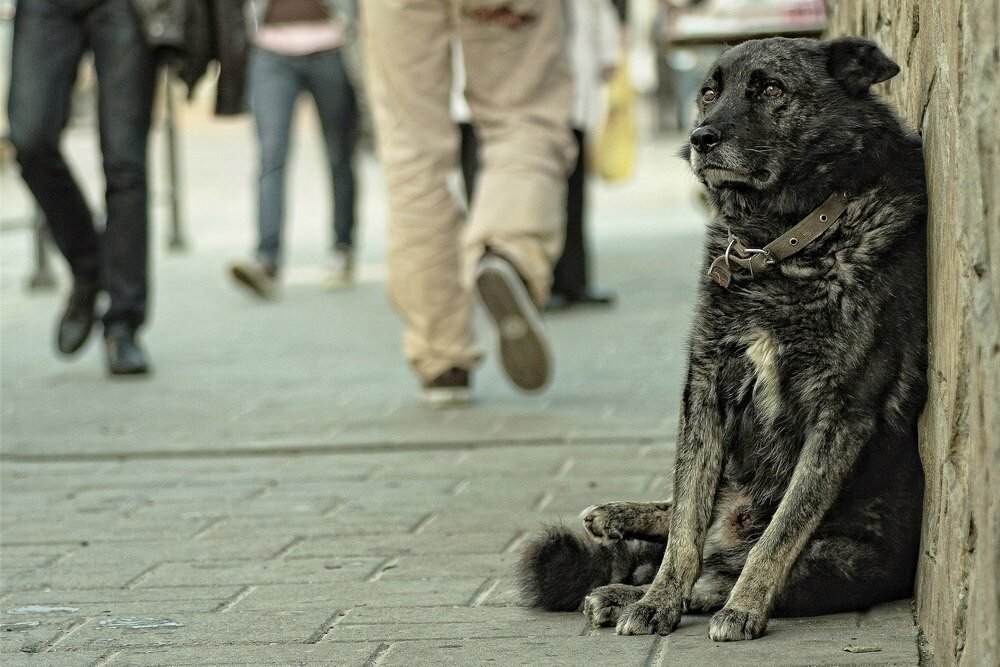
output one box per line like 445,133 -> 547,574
323,248 -> 354,290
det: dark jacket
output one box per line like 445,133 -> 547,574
129,0 -> 248,115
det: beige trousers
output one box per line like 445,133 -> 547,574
364,0 -> 576,381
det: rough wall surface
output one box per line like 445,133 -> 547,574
827,1 -> 998,664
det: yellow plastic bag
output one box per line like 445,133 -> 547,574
593,56 -> 637,182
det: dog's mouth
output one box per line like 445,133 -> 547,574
695,161 -> 773,188
699,166 -> 756,186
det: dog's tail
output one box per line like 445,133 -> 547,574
516,525 -> 665,611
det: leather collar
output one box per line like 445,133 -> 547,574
707,192 -> 850,288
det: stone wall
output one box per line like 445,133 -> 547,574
827,1 -> 998,664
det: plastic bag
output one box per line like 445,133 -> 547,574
593,55 -> 636,182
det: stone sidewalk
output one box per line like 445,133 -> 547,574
0,110 -> 919,664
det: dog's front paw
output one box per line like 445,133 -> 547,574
615,601 -> 681,636
580,503 -> 628,541
708,607 -> 767,641
583,584 -> 645,627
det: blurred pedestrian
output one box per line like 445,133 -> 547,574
364,0 -> 575,404
549,0 -> 622,310
229,0 -> 359,298
7,0 -> 158,374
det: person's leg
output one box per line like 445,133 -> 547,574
7,0 -> 97,285
86,0 -> 157,334
552,128 -> 587,299
457,1 -> 576,306
250,48 -> 302,271
458,121 -> 478,205
304,48 -> 357,252
364,0 -> 479,383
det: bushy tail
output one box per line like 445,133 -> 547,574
516,525 -> 665,612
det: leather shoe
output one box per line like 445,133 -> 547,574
104,323 -> 150,375
56,284 -> 100,355
545,288 -> 617,311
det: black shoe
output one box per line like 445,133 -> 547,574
546,288 -> 616,311
56,283 -> 101,355
421,367 -> 472,406
104,323 -> 150,376
475,253 -> 552,392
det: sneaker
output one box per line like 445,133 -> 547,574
422,367 -> 472,406
230,258 -> 278,299
323,247 -> 354,290
475,253 -> 552,392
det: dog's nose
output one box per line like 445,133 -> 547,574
690,125 -> 722,153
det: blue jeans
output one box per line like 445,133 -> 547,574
250,47 -> 357,268
7,0 -> 157,329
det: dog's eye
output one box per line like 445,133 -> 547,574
701,88 -> 717,103
763,83 -> 784,98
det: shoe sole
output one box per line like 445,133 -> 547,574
475,257 -> 552,392
422,387 -> 472,407
230,265 -> 276,299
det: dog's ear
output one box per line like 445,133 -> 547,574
824,38 -> 900,96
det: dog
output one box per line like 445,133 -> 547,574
518,36 -> 928,642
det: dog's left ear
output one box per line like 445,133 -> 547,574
824,38 -> 900,96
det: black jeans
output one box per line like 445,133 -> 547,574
8,0 -> 158,330
552,128 -> 588,298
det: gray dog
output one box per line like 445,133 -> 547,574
518,36 -> 928,641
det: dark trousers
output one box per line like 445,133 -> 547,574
7,0 -> 158,330
250,47 -> 357,268
459,125 -> 590,297
552,128 -> 588,298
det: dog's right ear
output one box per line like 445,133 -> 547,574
824,38 -> 900,96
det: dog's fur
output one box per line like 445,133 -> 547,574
518,37 -> 927,641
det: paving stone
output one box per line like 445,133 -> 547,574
231,580 -> 488,611
0,650 -> 115,666
378,635 -> 660,667
289,530 -> 518,558
54,609 -> 347,651
109,643 -> 381,666
136,558 -> 384,588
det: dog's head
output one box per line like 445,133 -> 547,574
684,37 -> 900,195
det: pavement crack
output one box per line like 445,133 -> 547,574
554,456 -> 576,478
363,641 -> 392,666
305,608 -> 349,644
193,516 -> 227,540
533,491 -> 555,511
449,478 -> 470,496
469,578 -> 499,607
645,474 -> 667,494
122,564 -> 160,589
41,617 -> 91,652
1,434 -> 666,463
46,543 -> 85,568
409,512 -> 437,534
366,557 -> 400,582
322,498 -> 347,517
91,649 -> 123,666
502,530 -> 529,554
271,536 -> 305,561
215,585 -> 256,612
645,635 -> 667,666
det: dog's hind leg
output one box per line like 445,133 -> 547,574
707,411 -> 875,642
581,501 -> 673,543
773,534 -> 917,617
